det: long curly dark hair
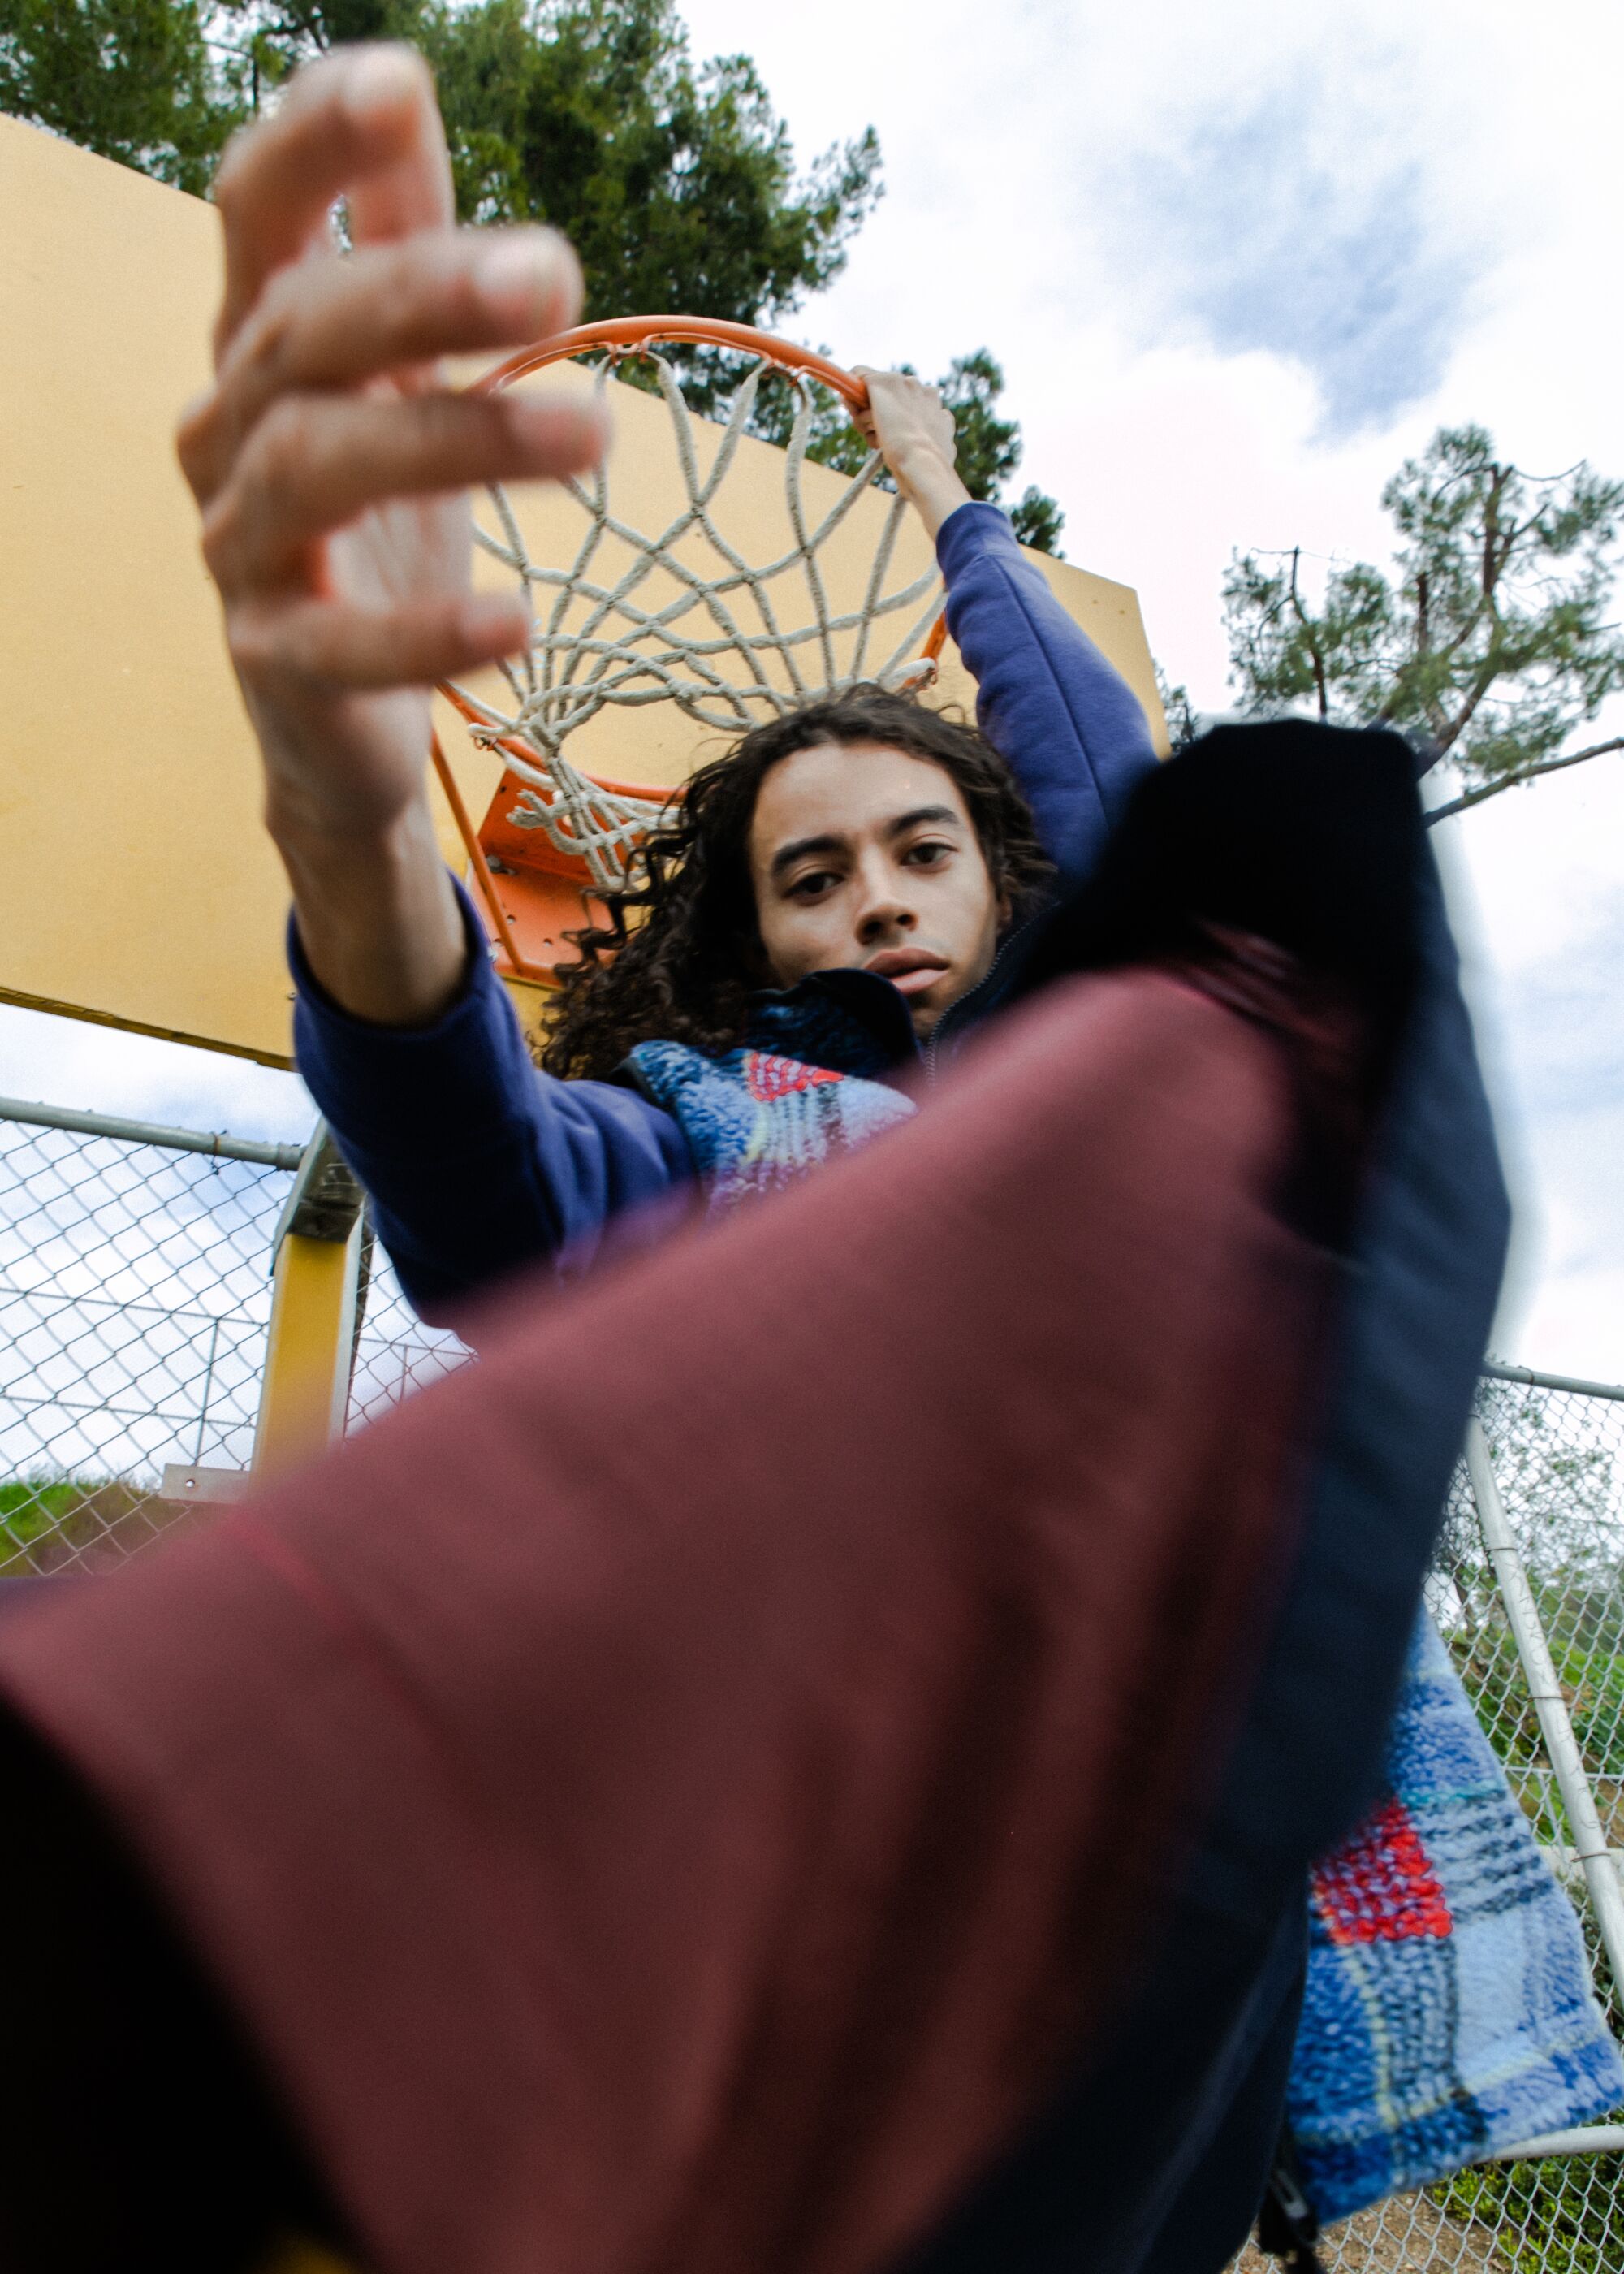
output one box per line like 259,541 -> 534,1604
539,685 -> 1056,1080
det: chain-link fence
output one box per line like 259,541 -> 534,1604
0,1100 -> 466,1574
1229,1368 -> 1624,2272
4,1100 -> 1623,2268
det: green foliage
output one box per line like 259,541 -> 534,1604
736,346 -> 1065,555
0,0 -> 241,193
939,350 -> 1063,555
1155,660 -> 1196,748
1436,1390 -> 1624,1874
6,2 -> 882,333
1223,424 -> 1624,813
1433,2153 -> 1624,2274
0,1475 -> 171,1573
434,1 -> 878,328
207,1 -> 422,106
212,0 -> 883,335
6,1 -> 1068,550
939,349 -> 1019,500
737,362 -> 871,472
1427,1396 -> 1624,2274
1009,487 -> 1064,556
214,0 -> 413,51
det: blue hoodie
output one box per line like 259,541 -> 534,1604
293,504 -> 1160,1322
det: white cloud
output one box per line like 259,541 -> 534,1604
0,1003 -> 312,1148
676,0 -> 1624,1379
1439,754 -> 1624,1380
1099,83 -> 1488,436
7,0 -> 1622,1383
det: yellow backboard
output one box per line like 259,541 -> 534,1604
0,115 -> 1164,1068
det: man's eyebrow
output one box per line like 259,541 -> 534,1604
884,804 -> 961,838
767,806 -> 965,883
769,830 -> 847,881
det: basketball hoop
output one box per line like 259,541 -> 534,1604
430,316 -> 948,985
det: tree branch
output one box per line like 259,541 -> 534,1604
1286,547 -> 1329,720
1434,655 -> 1501,759
1424,734 -> 1624,825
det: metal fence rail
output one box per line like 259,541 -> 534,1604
2,1100 -> 1622,2269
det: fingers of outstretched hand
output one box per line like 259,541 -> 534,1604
200,389 -> 607,592
180,227 -> 582,505
212,45 -> 451,354
229,590 -> 530,697
849,364 -> 881,442
849,366 -> 957,470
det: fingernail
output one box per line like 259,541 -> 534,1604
343,46 -> 421,122
461,593 -> 529,646
477,235 -> 577,336
508,396 -> 607,460
477,238 -> 558,322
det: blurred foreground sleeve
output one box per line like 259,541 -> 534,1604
0,959 -> 1350,2274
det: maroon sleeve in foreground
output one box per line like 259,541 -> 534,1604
0,970 -> 1331,2274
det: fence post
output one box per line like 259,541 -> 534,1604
1465,1416 -> 1624,1994
253,1125 -> 366,1480
192,1316 -> 221,1467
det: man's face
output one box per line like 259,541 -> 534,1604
747,741 -> 1008,1037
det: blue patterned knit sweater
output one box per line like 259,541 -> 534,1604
628,1039 -> 914,1211
633,1022 -> 1624,2224
1291,1612 -> 1622,2219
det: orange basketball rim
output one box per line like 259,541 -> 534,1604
430,315 -> 949,990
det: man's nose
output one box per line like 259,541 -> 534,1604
854,876 -> 918,945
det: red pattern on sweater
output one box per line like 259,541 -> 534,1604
1314,1797 -> 1452,1944
744,1052 -> 845,1104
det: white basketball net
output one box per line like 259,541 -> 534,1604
451,348 -> 945,892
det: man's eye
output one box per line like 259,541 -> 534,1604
904,840 -> 953,868
788,870 -> 839,901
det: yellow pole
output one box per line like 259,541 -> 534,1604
253,1126 -> 366,1480
256,2242 -> 359,2274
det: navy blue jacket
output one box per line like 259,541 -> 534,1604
896,724 -> 1511,2272
294,503 -> 1159,1322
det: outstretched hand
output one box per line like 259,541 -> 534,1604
177,45 -> 606,1023
851,369 -> 973,543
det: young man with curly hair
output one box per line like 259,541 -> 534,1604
0,43 -> 1553,2274
283,361 -> 1157,1314
43,45 -> 1516,2274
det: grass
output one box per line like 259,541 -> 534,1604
0,1474 -> 176,1575
1433,2155 -> 1624,2274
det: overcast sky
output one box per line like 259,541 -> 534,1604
3,0 -> 1621,1377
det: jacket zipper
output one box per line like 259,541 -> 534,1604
922,919 -> 1032,1085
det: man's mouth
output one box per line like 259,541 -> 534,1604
866,949 -> 951,998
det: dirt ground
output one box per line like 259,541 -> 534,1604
1231,2192 -> 1510,2270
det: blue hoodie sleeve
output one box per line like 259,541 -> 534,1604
292,883 -> 692,1325
936,502 -> 1159,884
